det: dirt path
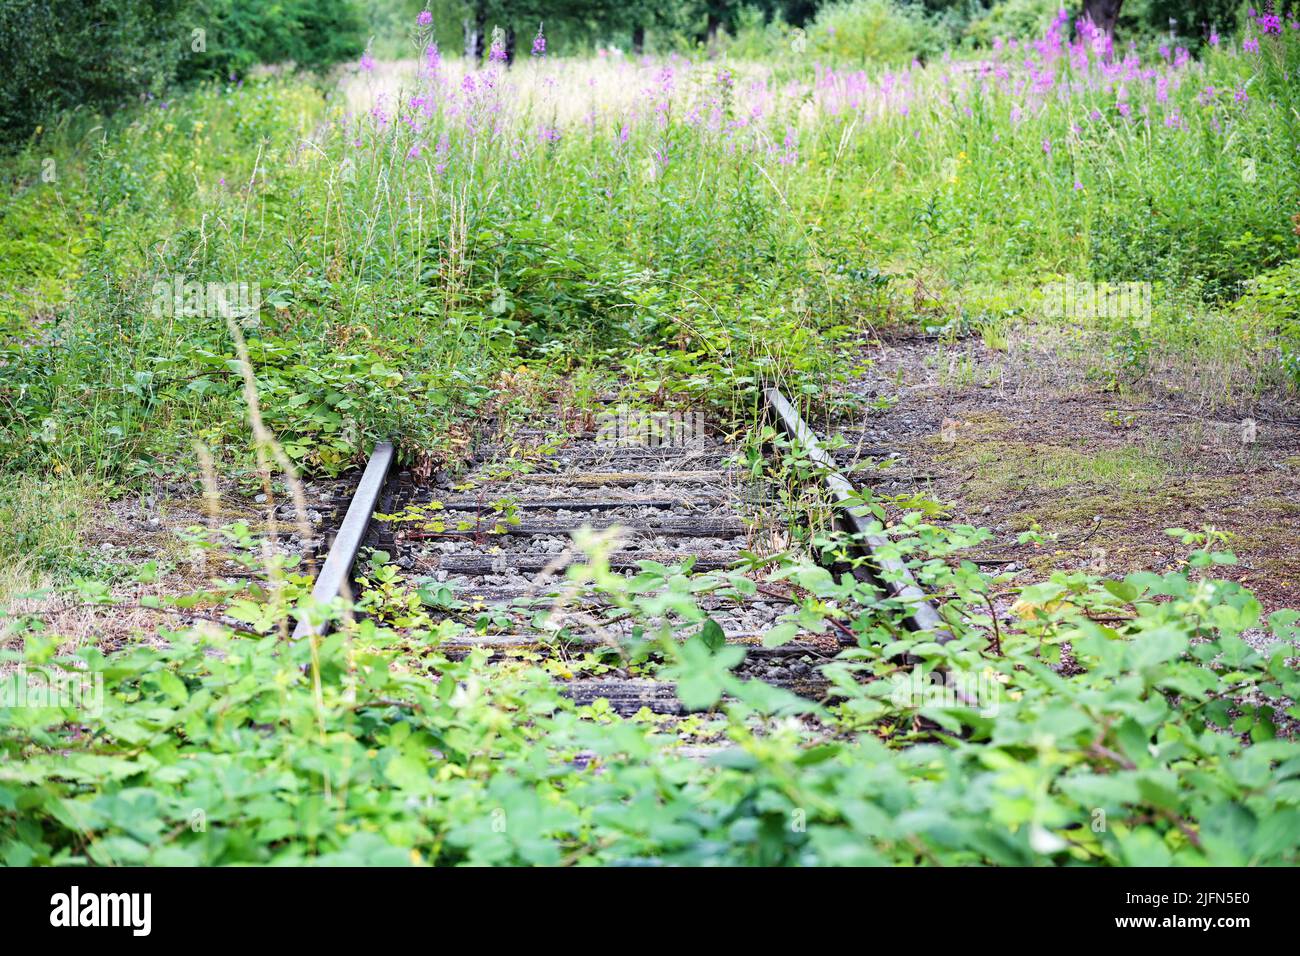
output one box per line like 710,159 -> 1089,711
831,331 -> 1300,615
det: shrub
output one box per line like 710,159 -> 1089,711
964,0 -> 1061,45
811,0 -> 947,64
175,0 -> 366,81
0,0 -> 188,140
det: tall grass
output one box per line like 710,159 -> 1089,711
3,13 -> 1297,488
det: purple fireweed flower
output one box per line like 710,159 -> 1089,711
1243,37 -> 1260,52
407,142 -> 423,159
434,133 -> 449,174
1074,180 -> 1083,190
1089,108 -> 1102,121
360,51 -> 375,72
417,10 -> 432,26
532,24 -> 546,56
1042,137 -> 1052,155
1256,12 -> 1282,34
1234,86 -> 1250,104
1209,31 -> 1220,46
1118,102 -> 1131,117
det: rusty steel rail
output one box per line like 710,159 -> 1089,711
763,387 -> 949,640
292,441 -> 395,640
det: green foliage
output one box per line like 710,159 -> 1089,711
0,0 -> 189,140
176,0 -> 366,80
2,515 -> 1296,865
963,0 -> 1059,45
810,0 -> 946,63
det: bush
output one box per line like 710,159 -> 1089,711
0,0 -> 188,140
963,0 -> 1061,45
0,0 -> 363,143
176,0 -> 366,81
811,0 -> 947,64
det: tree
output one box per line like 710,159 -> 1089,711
1082,0 -> 1123,37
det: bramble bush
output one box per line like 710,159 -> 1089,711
2,502 -> 1297,864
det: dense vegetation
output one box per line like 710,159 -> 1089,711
1,3 -> 1299,865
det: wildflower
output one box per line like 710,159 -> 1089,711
1073,181 -> 1083,191
434,133 -> 450,174
1209,31 -> 1220,46
1089,108 -> 1102,121
1243,37 -> 1260,53
360,50 -> 375,72
532,23 -> 546,56
417,10 -> 432,27
489,27 -> 508,62
1042,138 -> 1052,155
1256,12 -> 1282,34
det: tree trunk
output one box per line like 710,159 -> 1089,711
706,13 -> 721,47
632,24 -> 645,55
1082,0 -> 1123,37
505,26 -> 516,65
463,4 -> 487,62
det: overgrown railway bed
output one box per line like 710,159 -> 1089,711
293,389 -> 940,716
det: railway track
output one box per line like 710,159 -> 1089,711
292,388 -> 942,716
